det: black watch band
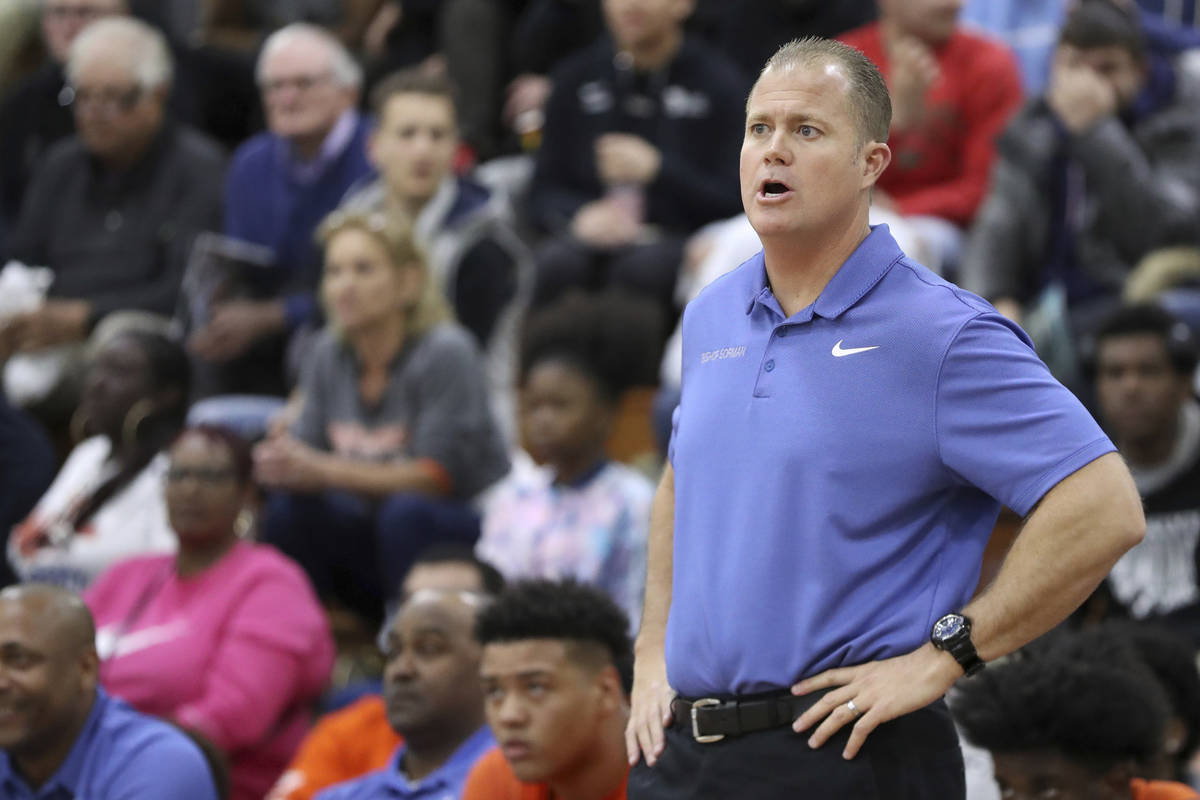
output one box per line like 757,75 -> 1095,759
930,613 -> 986,677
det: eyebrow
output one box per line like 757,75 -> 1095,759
746,111 -> 830,127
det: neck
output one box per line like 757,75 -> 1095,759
98,126 -> 158,173
625,28 -> 682,71
547,713 -> 629,800
761,212 -> 872,318
349,312 -> 407,372
291,118 -> 339,161
1120,414 -> 1182,469
400,713 -> 485,783
386,189 -> 431,222
175,533 -> 239,578
880,19 -> 941,52
553,448 -> 607,486
13,691 -> 95,791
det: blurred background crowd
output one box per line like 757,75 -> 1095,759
1,0 -> 1200,798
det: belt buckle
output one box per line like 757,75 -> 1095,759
690,698 -> 725,744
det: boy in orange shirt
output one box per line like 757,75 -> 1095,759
954,651 -> 1199,800
463,579 -> 632,800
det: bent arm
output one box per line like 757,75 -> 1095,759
964,451 -> 1144,660
314,454 -> 449,499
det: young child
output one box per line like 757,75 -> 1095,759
478,291 -> 661,625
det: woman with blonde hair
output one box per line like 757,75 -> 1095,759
254,210 -> 509,626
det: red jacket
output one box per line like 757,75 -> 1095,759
839,24 -> 1023,226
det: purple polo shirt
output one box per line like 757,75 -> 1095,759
666,225 -> 1113,697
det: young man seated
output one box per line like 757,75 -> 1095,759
464,578 -> 632,800
953,649 -> 1200,800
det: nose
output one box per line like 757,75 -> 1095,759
495,691 -> 527,726
763,130 -> 792,165
386,649 -> 418,684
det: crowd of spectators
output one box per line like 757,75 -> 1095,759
1,0 -> 1199,797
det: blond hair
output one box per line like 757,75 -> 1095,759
316,209 -> 451,338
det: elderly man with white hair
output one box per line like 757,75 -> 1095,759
188,23 -> 374,396
1,15 -> 224,361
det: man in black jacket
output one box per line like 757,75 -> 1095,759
527,0 -> 746,312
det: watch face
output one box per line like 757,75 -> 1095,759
933,615 -> 964,641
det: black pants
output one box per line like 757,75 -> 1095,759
628,695 -> 965,800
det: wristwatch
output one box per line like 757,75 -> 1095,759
930,613 -> 985,676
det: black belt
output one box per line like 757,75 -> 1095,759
671,689 -> 824,743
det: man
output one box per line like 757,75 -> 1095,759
961,2 -> 1200,345
463,579 -> 632,800
314,587 -> 495,800
0,0 -> 127,243
0,583 -> 218,798
190,22 -> 374,395
839,0 -> 1023,274
1089,305 -> 1200,643
954,653 -> 1199,800
625,37 -> 1144,799
1,15 -> 223,361
269,544 -> 504,800
341,68 -> 530,349
528,0 -> 746,312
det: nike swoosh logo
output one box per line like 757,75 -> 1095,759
97,621 -> 188,660
831,340 -> 881,357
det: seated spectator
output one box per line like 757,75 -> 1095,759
267,544 -> 505,800
85,425 -> 335,800
315,588 -> 495,799
839,0 -> 1024,275
961,2 -> 1200,359
9,329 -> 188,590
255,211 -> 509,627
341,68 -> 530,350
478,291 -> 659,624
0,583 -> 219,798
189,23 -> 374,397
1086,305 -> 1200,644
463,578 -> 631,800
1039,622 -> 1200,784
528,0 -> 746,312
0,0 -> 126,241
0,389 -> 55,587
954,651 -> 1200,799
2,16 -> 224,359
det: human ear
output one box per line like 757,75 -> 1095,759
861,141 -> 891,188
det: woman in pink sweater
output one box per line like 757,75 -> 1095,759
85,425 -> 335,800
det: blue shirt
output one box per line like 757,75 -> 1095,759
315,726 -> 494,800
0,688 -> 218,800
666,226 -> 1114,697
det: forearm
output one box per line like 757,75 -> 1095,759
315,453 -> 448,498
636,463 -> 674,655
964,452 -> 1144,662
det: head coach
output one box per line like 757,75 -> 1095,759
624,36 -> 1146,800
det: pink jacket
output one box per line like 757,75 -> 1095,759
86,541 -> 334,800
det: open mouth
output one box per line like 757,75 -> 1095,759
759,179 -> 793,199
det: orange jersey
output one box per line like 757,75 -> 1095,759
461,747 -> 628,800
1131,778 -> 1200,800
266,695 -> 402,800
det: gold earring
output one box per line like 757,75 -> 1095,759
234,507 -> 255,539
122,398 -> 154,451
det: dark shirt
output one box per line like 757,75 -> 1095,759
5,121 -> 226,327
0,63 -> 74,233
529,35 -> 747,235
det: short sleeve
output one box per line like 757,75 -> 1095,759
106,727 -> 219,800
291,333 -> 335,450
935,314 -> 1115,516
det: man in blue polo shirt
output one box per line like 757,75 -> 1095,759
624,37 -> 1147,799
316,588 -> 494,800
0,583 -> 217,799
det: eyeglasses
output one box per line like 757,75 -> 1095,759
165,467 -> 237,486
259,73 -> 333,96
60,84 -> 144,115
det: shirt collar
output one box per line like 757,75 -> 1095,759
0,689 -> 109,798
284,109 -> 360,185
744,224 -> 904,322
383,725 -> 494,796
